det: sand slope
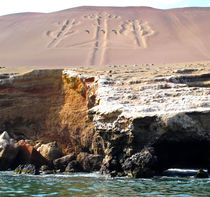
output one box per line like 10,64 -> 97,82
0,6 -> 210,68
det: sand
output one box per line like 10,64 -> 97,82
0,6 -> 210,71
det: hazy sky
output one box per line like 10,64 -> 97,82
0,0 -> 210,16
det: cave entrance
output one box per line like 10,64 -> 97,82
153,139 -> 209,173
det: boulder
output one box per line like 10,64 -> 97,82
0,131 -> 19,170
53,154 -> 76,171
37,141 -> 62,161
100,155 -> 122,176
17,140 -> 48,167
77,152 -> 103,172
65,160 -> 82,172
122,147 -> 158,178
14,164 -> 39,175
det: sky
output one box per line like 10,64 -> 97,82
0,0 -> 210,16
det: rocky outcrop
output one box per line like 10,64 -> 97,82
94,109 -> 210,177
65,160 -> 82,172
122,147 -> 158,178
16,140 -> 48,167
77,152 -> 103,172
0,69 -> 100,172
53,154 -> 76,171
14,164 -> 39,175
0,131 -> 19,170
37,142 -> 62,161
0,70 -> 97,155
90,71 -> 210,177
0,69 -> 209,176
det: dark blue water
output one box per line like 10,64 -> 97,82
0,171 -> 209,196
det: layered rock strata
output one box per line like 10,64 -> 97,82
0,70 -> 97,155
91,70 -> 210,177
0,68 -> 209,177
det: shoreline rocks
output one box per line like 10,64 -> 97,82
0,69 -> 209,177
16,140 -> 48,168
53,154 -> 76,172
195,169 -> 208,178
77,152 -> 103,172
0,131 -> 19,170
14,164 -> 39,175
37,142 -> 62,162
122,147 -> 158,178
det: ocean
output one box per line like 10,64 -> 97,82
0,170 -> 209,196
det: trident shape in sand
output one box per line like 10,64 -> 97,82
46,12 -> 154,65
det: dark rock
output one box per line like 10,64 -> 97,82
16,140 -> 48,168
65,160 -> 82,172
14,164 -> 24,174
98,111 -> 210,178
100,156 -> 122,175
110,170 -> 117,177
195,169 -> 208,178
22,164 -> 39,175
40,165 -> 54,174
53,154 -> 76,171
77,152 -> 103,172
88,94 -> 96,109
14,164 -> 39,175
175,69 -> 198,74
122,147 -> 157,178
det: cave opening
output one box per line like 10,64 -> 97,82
153,138 -> 209,173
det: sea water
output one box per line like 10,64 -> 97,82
0,170 -> 209,196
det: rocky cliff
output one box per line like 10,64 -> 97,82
0,66 -> 209,177
0,69 -> 97,154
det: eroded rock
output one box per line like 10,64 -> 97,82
17,140 -> 48,167
0,70 -> 97,156
122,147 -> 158,178
77,152 -> 103,172
65,160 -> 82,172
38,142 -> 62,161
0,69 -> 210,177
14,164 -> 39,175
0,131 -> 19,170
53,154 -> 76,171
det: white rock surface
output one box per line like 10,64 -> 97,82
92,73 -> 210,119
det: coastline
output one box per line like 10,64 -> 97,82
0,64 -> 209,177
0,170 -> 209,196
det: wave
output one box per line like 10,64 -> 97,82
162,168 -> 209,177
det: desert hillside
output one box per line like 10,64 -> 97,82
0,6 -> 209,69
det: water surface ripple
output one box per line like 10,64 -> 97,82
0,171 -> 209,196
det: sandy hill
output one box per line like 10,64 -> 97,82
0,6 -> 210,69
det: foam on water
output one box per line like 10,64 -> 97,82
162,168 -> 209,178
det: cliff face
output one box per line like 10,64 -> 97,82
89,70 -> 210,176
0,68 -> 209,176
0,70 -> 97,154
